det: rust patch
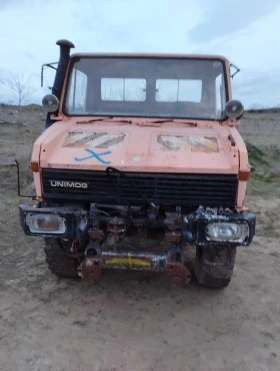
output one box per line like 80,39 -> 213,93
157,134 -> 219,153
166,261 -> 191,287
80,257 -> 102,282
88,228 -> 104,240
165,231 -> 181,243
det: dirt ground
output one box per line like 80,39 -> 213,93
0,106 -> 280,371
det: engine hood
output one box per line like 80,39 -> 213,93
37,118 -> 239,174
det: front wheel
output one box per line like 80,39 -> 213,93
44,238 -> 82,279
194,246 -> 236,289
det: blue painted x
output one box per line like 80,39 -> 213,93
74,148 -> 112,164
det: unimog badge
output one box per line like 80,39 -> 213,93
49,181 -> 88,189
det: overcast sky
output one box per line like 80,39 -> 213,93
0,0 -> 279,108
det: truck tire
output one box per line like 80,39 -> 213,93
195,246 -> 236,289
44,238 -> 80,279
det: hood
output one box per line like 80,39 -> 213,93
38,118 -> 239,174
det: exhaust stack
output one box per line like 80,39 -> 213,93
52,39 -> 75,99
45,39 -> 75,128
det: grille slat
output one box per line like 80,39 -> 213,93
42,169 -> 238,208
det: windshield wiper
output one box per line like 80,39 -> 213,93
77,116 -> 112,124
148,119 -> 197,126
77,117 -> 197,126
77,117 -> 132,124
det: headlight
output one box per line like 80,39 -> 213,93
26,213 -> 66,234
224,99 -> 244,119
42,94 -> 59,112
206,222 -> 249,243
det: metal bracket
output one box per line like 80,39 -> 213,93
230,63 -> 240,79
166,246 -> 191,287
15,160 -> 36,198
41,62 -> 58,87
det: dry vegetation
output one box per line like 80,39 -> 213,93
0,104 -> 280,371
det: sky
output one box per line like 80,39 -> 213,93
0,0 -> 280,108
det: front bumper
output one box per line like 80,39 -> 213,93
80,243 -> 191,287
19,204 -> 256,246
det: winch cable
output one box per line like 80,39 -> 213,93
105,166 -> 132,214
105,166 -> 153,209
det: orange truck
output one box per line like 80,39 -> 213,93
19,40 -> 256,288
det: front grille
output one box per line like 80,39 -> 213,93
42,168 -> 238,208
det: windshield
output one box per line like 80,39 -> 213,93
64,56 -> 228,120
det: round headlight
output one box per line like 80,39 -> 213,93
42,94 -> 59,112
224,100 -> 244,119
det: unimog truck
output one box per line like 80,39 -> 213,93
19,39 -> 256,288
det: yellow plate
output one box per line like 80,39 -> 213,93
104,256 -> 151,268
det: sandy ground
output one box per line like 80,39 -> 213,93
1,198 -> 280,371
1,107 -> 280,371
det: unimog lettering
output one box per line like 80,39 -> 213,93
50,181 -> 88,189
19,39 -> 256,289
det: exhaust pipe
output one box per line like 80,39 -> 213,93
45,39 -> 75,129
52,39 -> 75,100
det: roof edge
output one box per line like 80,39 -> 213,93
70,52 -> 229,62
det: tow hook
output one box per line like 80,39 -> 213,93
166,247 -> 191,287
78,241 -> 102,282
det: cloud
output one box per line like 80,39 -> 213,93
0,0 -> 19,10
232,69 -> 280,108
189,5 -> 280,107
0,0 -> 203,104
0,0 -> 279,107
188,0 -> 280,42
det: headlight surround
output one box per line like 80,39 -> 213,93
26,213 -> 66,234
224,99 -> 244,119
19,204 -> 88,238
206,222 -> 249,243
42,94 -> 59,112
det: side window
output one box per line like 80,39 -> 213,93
155,79 -> 202,103
101,78 -> 146,101
215,73 -> 225,113
68,69 -> 88,112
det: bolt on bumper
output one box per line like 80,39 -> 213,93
79,243 -> 191,287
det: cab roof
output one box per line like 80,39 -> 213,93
70,52 -> 229,63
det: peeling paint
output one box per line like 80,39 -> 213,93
63,131 -> 125,150
133,155 -> 141,163
157,134 -> 219,152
